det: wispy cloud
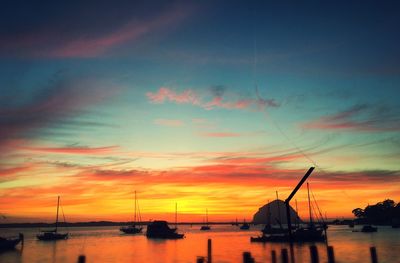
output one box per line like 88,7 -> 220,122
154,119 -> 184,127
302,104 -> 400,132
146,87 -> 279,111
0,74 -> 117,152
21,145 -> 118,155
0,4 -> 193,58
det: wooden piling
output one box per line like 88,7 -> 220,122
196,256 -> 205,263
327,246 -> 335,263
243,252 -> 255,263
309,245 -> 319,263
207,239 -> 212,263
370,247 -> 378,263
281,248 -> 289,263
271,250 -> 277,263
77,255 -> 86,263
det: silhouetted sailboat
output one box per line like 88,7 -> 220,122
252,168 -> 326,243
37,196 -> 69,241
200,209 -> 211,231
120,191 -> 143,234
240,219 -> 250,230
291,183 -> 325,242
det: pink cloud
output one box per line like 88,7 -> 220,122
146,87 -> 279,111
154,119 -> 184,127
147,87 -> 201,105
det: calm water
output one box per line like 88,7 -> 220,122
1,225 -> 399,263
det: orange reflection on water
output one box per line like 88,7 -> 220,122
1,225 -> 399,263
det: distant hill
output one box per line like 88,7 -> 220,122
253,199 -> 302,224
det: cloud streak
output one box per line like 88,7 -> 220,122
0,3 -> 192,58
146,87 -> 279,111
302,104 -> 400,132
0,74 -> 116,152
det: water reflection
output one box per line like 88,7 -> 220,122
0,225 -> 399,263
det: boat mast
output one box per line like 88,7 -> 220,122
55,196 -> 60,233
134,191 -> 137,224
276,191 -> 281,225
307,182 -> 313,226
206,209 -> 208,226
267,199 -> 271,227
175,203 -> 177,229
295,199 -> 299,228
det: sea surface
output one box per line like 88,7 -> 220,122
0,225 -> 399,263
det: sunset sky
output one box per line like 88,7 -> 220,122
1,1 -> 399,223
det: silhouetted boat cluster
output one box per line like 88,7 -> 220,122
3,168 -> 393,252
251,168 -> 327,243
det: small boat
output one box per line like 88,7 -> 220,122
251,233 -> 289,243
200,209 -> 211,231
232,218 -> 239,226
146,221 -> 184,239
120,191 -> 143,234
240,220 -> 250,230
0,233 -> 24,250
361,225 -> 377,232
348,221 -> 355,228
37,196 -> 69,241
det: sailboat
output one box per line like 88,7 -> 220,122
240,219 -> 250,230
200,209 -> 211,231
146,203 -> 184,239
37,196 -> 69,241
120,191 -> 143,234
291,183 -> 325,242
251,170 -> 326,243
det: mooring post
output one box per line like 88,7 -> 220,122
196,256 -> 205,263
281,248 -> 289,263
370,247 -> 378,263
271,250 -> 277,263
77,255 -> 86,263
207,239 -> 212,263
327,246 -> 335,263
243,252 -> 255,263
310,245 -> 319,263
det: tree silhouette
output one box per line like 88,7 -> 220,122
352,199 -> 400,225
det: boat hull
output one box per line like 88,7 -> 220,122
37,232 -> 69,241
0,237 -> 22,250
120,226 -> 143,234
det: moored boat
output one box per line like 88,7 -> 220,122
37,196 -> 69,241
146,221 -> 184,239
200,209 -> 211,231
361,225 -> 377,232
120,191 -> 143,234
0,233 -> 24,250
